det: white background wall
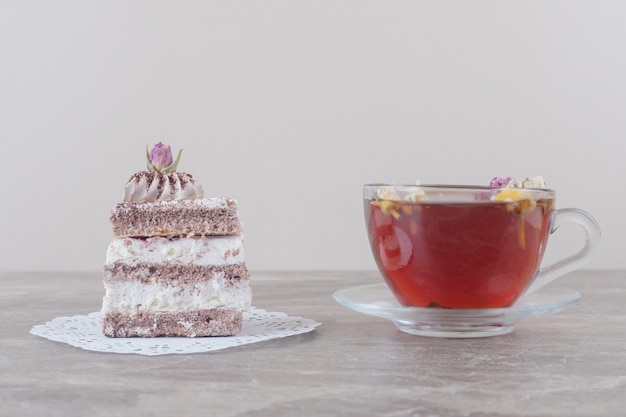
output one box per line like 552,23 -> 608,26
1,1 -> 623,272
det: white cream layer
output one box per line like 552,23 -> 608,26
101,274 -> 251,313
106,235 -> 244,266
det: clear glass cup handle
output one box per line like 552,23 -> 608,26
524,208 -> 601,295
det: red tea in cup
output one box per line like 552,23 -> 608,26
365,194 -> 554,309
365,183 -> 600,309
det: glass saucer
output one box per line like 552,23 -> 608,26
333,283 -> 581,338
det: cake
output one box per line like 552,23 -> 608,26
101,142 -> 251,337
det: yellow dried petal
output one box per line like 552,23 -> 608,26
493,189 -> 529,202
372,200 -> 402,219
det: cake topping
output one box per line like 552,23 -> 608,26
123,171 -> 205,203
123,143 -> 204,203
146,142 -> 182,173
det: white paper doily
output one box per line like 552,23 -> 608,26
30,308 -> 321,356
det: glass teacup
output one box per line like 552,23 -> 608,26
364,184 -> 600,309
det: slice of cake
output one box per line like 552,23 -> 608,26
101,142 -> 251,337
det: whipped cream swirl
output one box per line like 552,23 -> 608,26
123,171 -> 204,203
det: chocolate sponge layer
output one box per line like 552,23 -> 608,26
103,309 -> 243,337
111,198 -> 242,238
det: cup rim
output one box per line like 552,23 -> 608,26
363,183 -> 556,193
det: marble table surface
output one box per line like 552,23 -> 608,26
2,269 -> 626,416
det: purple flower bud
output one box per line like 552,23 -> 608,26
145,142 -> 182,172
149,142 -> 173,171
489,176 -> 515,188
